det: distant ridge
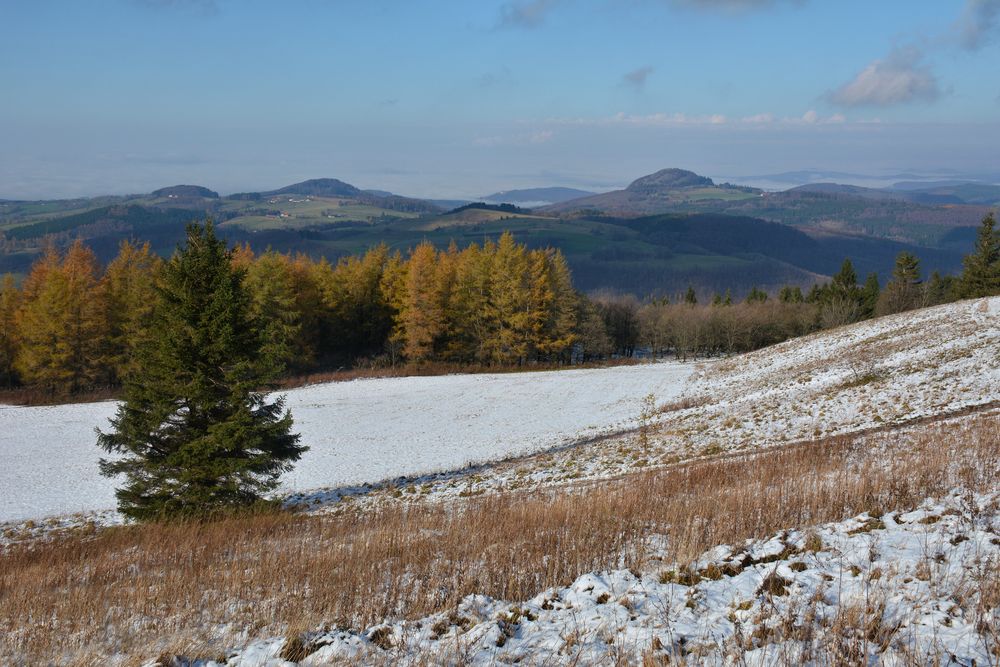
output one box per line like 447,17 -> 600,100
227,178 -> 362,200
225,178 -> 443,214
541,167 -> 756,215
625,168 -> 714,193
151,185 -> 219,199
482,187 -> 595,205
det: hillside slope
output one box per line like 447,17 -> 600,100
2,298 -> 998,665
288,296 -> 1000,507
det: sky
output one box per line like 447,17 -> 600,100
1,0 -> 999,199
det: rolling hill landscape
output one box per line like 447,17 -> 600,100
1,168 -> 992,297
3,296 -> 998,664
4,2 -> 1000,666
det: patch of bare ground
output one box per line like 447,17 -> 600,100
1,408 -> 997,664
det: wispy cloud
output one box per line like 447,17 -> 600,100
827,46 -> 940,107
954,0 -> 1000,50
497,0 -> 559,28
621,66 -> 654,90
550,110 -> 846,127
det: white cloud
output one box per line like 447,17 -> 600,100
602,112 -> 729,125
827,46 -> 940,107
741,113 -> 775,124
551,111 -> 847,127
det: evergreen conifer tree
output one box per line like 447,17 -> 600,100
830,259 -> 859,300
97,222 -> 305,521
778,285 -> 803,303
745,286 -> 768,303
876,252 -> 922,316
957,212 -> 1000,298
860,272 -> 880,319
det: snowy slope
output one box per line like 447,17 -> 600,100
0,362 -> 691,523
668,295 -> 1000,453
317,296 -> 1000,508
175,488 -> 1000,666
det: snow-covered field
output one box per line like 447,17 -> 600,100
180,489 -> 1000,666
0,362 -> 691,523
317,296 -> 1000,510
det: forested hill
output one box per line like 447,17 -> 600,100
0,168 -> 987,297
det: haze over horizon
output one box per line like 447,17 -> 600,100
2,0 -> 999,200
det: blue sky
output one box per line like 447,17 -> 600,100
1,0 -> 998,198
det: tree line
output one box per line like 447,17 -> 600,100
0,213 -> 997,398
0,230 -> 605,396
594,212 -> 1000,360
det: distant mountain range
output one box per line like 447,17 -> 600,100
1,168 -> 995,297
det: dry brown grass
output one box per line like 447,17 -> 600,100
1,411 -> 997,665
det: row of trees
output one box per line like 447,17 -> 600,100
1,214 -> 997,397
596,213 -> 1000,359
0,231 -> 607,395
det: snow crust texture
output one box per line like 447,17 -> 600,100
169,489 -> 1000,666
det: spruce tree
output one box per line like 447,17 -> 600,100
860,272 -> 880,319
957,212 -> 1000,298
745,286 -> 768,304
876,252 -> 922,316
830,259 -> 859,299
97,222 -> 305,521
778,285 -> 803,304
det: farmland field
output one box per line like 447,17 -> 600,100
0,362 -> 692,523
